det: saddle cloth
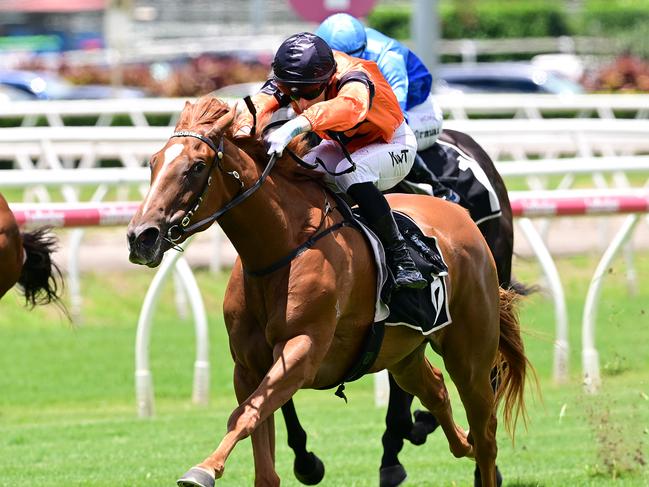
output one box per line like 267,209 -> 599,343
419,139 -> 502,225
353,209 -> 452,335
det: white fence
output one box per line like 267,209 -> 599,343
2,120 -> 649,173
10,188 -> 649,415
2,94 -> 649,129
2,95 -> 649,412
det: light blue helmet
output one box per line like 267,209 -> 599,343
315,13 -> 367,57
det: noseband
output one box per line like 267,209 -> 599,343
163,130 -> 277,247
163,128 -> 354,278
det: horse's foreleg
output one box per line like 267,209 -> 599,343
178,335 -> 321,487
379,374 -> 415,487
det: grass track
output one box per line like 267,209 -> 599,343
0,253 -> 648,486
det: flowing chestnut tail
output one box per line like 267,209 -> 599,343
18,227 -> 65,309
494,287 -> 535,438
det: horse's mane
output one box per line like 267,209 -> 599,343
175,96 -> 231,133
176,95 -> 322,181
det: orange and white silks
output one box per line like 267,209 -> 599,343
237,51 -> 404,153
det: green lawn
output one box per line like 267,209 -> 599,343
0,253 -> 648,486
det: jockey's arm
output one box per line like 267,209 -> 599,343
231,81 -> 281,137
300,80 -> 370,133
377,51 -> 409,113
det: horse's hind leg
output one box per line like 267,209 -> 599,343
281,399 -> 325,485
442,323 -> 501,487
389,347 -> 474,461
446,361 -> 499,487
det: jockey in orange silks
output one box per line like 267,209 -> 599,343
234,32 -> 426,290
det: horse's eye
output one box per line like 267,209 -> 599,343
192,162 -> 207,174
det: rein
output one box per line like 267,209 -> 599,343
163,130 -> 273,247
162,123 -> 355,277
262,120 -> 357,177
245,191 -> 354,277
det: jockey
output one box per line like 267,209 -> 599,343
315,14 -> 460,202
315,12 -> 443,152
234,32 -> 427,290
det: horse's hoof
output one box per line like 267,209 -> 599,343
177,467 -> 215,487
294,451 -> 325,485
473,464 -> 502,487
408,410 -> 440,445
380,464 -> 407,487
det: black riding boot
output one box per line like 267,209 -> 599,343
347,182 -> 428,290
409,154 -> 460,203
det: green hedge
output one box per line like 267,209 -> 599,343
580,1 -> 649,35
367,1 -> 649,41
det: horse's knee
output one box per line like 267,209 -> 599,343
228,404 -> 261,438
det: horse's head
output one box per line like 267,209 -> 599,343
127,97 -> 237,267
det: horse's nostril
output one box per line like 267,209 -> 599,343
137,226 -> 161,249
127,230 -> 137,248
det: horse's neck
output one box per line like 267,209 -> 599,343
218,164 -> 321,274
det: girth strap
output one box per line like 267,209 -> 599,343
318,320 -> 386,403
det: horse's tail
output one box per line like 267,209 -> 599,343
494,287 -> 535,438
18,227 -> 65,309
507,277 -> 538,297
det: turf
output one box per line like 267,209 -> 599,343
0,253 -> 647,486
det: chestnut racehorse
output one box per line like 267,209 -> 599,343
127,96 -> 531,487
0,192 -> 63,306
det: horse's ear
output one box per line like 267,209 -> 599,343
207,106 -> 237,139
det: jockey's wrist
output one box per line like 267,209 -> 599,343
285,115 -> 312,137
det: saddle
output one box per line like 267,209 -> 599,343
347,205 -> 451,334
323,198 -> 452,400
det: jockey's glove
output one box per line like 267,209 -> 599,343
265,115 -> 312,156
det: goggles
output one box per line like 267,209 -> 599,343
347,43 -> 367,58
276,81 -> 327,101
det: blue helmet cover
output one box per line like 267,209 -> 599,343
315,13 -> 367,55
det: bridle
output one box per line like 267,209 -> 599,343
163,129 -> 277,249
159,100 -> 356,277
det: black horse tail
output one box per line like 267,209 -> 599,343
507,278 -> 538,297
18,227 -> 65,309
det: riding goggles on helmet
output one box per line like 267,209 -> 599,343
276,81 -> 327,101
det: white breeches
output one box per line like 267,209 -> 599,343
304,121 -> 418,193
406,93 -> 444,151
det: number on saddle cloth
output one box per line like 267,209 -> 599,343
387,212 -> 451,335
349,204 -> 452,334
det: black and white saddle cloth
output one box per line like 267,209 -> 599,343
353,209 -> 452,335
418,139 -> 502,225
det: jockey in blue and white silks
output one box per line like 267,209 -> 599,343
316,13 -> 443,150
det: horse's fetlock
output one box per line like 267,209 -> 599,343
254,472 -> 280,487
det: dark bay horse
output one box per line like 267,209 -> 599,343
127,97 -> 531,487
0,192 -> 63,306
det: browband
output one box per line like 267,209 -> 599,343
170,130 -> 222,157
